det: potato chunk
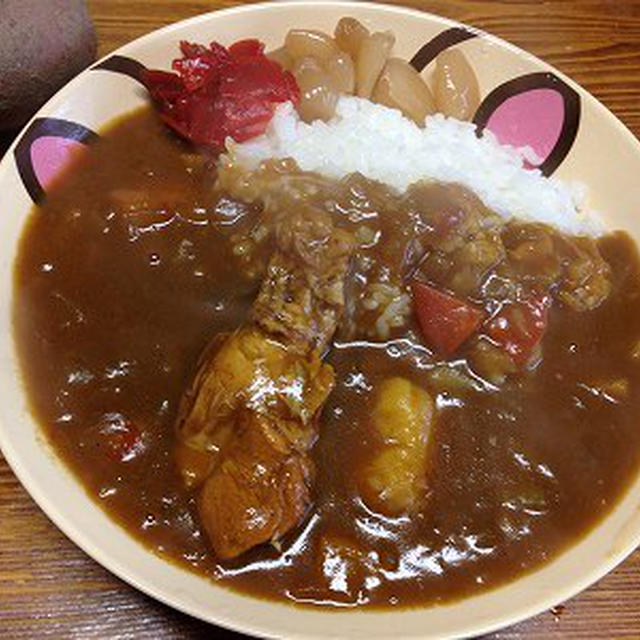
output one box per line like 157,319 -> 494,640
360,377 -> 434,516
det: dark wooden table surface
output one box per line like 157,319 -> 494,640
2,0 -> 640,637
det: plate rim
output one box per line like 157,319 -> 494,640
2,2 -> 640,638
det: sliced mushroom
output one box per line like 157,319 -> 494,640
334,16 -> 370,57
355,30 -> 395,99
434,49 -> 480,120
371,57 -> 436,125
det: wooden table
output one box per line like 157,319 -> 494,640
2,0 -> 640,637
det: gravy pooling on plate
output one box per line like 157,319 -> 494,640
13,107 -> 640,608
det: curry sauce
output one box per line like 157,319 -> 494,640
13,107 -> 640,608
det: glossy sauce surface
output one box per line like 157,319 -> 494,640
13,108 -> 640,608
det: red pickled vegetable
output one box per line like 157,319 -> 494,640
143,38 -> 299,149
412,281 -> 486,356
228,39 -> 265,59
485,294 -> 551,365
173,40 -> 232,92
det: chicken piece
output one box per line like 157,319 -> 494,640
403,181 -> 503,256
176,327 -> 334,453
404,181 -> 507,296
419,231 -> 506,297
501,222 -> 611,311
556,234 -> 611,311
467,336 -> 518,386
252,208 -> 355,352
360,377 -> 435,517
198,411 -> 315,558
175,208 -> 354,559
502,222 -> 563,286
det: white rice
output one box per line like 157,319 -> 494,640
225,97 -> 603,236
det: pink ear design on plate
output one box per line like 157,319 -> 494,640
30,136 -> 87,190
473,72 -> 580,176
14,118 -> 99,204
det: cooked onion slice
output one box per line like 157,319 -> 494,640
294,56 -> 339,123
355,31 -> 395,99
285,28 -> 339,62
334,16 -> 370,57
326,50 -> 355,94
434,49 -> 480,120
266,45 -> 294,70
372,57 -> 436,125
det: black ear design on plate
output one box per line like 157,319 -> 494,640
473,72 -> 581,177
410,27 -> 478,72
14,118 -> 99,205
93,55 -> 148,84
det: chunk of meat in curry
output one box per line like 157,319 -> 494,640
174,208 -> 354,559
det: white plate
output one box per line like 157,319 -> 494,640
2,2 -> 640,637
